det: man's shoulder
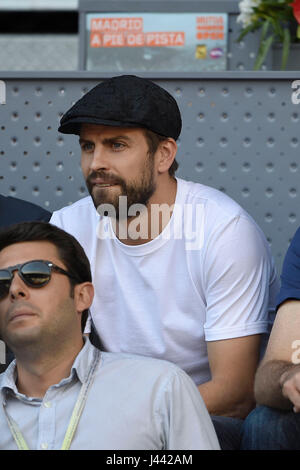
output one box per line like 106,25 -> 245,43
289,226 -> 300,251
50,197 -> 98,245
52,196 -> 94,215
179,178 -> 272,257
275,226 -> 300,309
280,226 -> 300,276
280,226 -> 300,271
100,350 -> 188,382
0,194 -> 51,227
178,178 -> 248,220
50,196 -> 97,228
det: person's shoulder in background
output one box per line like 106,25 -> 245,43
0,194 -> 51,228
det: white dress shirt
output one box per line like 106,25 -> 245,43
0,339 -> 220,450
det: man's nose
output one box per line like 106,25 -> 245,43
9,272 -> 29,300
89,145 -> 110,172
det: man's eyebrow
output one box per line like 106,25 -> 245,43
79,137 -> 92,145
103,135 -> 133,144
79,135 -> 132,145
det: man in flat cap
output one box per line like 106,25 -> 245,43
50,75 -> 279,449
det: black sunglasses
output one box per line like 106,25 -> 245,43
0,259 -> 77,299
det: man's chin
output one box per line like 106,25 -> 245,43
91,190 -> 122,214
4,327 -> 41,350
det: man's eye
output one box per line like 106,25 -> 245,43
81,142 -> 94,151
112,142 -> 125,150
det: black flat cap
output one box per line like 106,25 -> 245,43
58,75 -> 182,140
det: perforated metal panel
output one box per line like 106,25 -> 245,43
0,74 -> 299,273
174,78 -> 299,273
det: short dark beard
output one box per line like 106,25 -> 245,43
86,154 -> 156,220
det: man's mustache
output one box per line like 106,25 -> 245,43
86,171 -> 124,186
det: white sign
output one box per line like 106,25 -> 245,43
86,12 -> 228,72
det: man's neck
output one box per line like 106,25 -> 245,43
115,176 -> 177,246
14,338 -> 84,399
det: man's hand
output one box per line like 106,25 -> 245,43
280,367 -> 300,412
254,300 -> 300,410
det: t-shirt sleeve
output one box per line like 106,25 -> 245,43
276,226 -> 300,309
160,368 -> 220,450
203,215 -> 279,341
50,210 -> 64,229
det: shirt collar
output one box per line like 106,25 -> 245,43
69,337 -> 99,384
0,359 -> 18,404
0,338 -> 100,404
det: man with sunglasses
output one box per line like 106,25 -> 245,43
50,75 -> 279,449
0,195 -> 51,373
0,221 -> 219,450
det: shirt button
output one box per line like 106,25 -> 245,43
44,401 -> 52,408
41,443 -> 48,450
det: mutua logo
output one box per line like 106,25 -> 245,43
209,47 -> 223,59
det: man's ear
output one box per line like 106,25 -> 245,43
156,138 -> 177,174
74,282 -> 94,314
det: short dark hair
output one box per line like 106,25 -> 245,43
0,221 -> 92,332
143,129 -> 179,177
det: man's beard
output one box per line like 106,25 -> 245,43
86,155 -> 156,220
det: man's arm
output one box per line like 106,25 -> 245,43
165,368 -> 220,450
198,335 -> 261,418
254,300 -> 300,411
199,214 -> 278,418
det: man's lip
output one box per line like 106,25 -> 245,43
92,181 -> 119,187
90,176 -> 119,185
9,310 -> 36,322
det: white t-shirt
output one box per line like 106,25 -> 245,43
50,178 -> 279,385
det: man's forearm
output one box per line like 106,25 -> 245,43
254,360 -> 300,410
198,380 -> 255,418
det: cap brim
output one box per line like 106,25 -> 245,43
58,116 -> 147,135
